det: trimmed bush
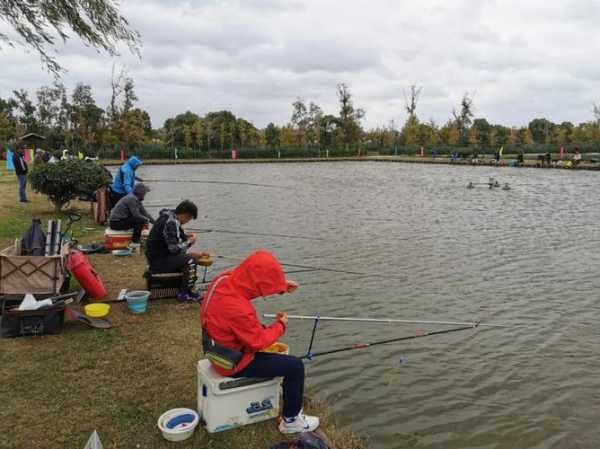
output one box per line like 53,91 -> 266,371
30,160 -> 112,211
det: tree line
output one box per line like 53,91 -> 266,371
364,89 -> 600,153
2,78 -> 600,157
0,70 -> 151,154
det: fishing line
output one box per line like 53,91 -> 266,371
199,264 -> 321,285
297,276 -> 371,286
144,178 -> 288,189
216,255 -> 408,281
189,228 -> 325,241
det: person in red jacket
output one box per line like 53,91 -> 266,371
201,250 -> 319,434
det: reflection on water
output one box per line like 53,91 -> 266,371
140,162 -> 600,449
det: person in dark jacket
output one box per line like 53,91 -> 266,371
13,147 -> 28,202
109,183 -> 155,247
110,156 -> 143,207
145,200 -> 209,301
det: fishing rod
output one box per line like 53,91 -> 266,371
263,314 -> 507,328
144,178 -> 287,189
281,269 -> 323,275
299,324 -> 479,360
189,229 -> 325,241
144,203 -> 177,208
216,255 -> 407,280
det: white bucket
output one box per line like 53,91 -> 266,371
157,408 -> 199,442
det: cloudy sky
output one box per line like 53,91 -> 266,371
1,0 -> 600,130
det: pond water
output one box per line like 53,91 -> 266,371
139,161 -> 600,449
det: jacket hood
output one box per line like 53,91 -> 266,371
159,208 -> 175,218
127,156 -> 143,169
228,250 -> 287,301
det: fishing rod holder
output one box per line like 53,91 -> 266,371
303,314 -> 321,361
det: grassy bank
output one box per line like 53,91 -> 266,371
0,168 -> 366,449
102,154 -> 600,170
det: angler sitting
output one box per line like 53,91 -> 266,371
201,250 -> 319,434
145,200 -> 209,302
110,156 -> 144,208
109,183 -> 154,249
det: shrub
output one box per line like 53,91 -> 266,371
30,160 -> 112,211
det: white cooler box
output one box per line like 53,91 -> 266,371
197,359 -> 281,433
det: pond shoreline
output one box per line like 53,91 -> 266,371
103,155 -> 600,171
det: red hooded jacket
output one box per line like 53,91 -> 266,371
201,250 -> 288,376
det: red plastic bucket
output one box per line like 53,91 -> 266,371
66,251 -> 107,300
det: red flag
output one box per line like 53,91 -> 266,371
559,146 -> 564,160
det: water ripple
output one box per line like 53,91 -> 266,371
144,162 -> 600,449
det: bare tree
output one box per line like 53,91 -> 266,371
336,83 -> 365,149
593,103 -> 600,123
122,77 -> 138,114
109,63 -> 125,121
403,85 -> 422,117
452,92 -> 475,145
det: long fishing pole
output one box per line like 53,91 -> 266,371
144,179 -> 287,189
190,229 -> 325,241
300,324 -> 479,360
263,314 -> 507,328
282,269 -> 322,274
144,203 -> 178,208
216,255 -> 407,280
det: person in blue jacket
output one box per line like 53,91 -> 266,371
110,156 -> 143,208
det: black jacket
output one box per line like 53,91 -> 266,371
13,153 -> 28,175
146,209 -> 190,261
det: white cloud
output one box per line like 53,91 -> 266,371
0,0 -> 599,129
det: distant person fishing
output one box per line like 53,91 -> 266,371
110,156 -> 144,208
108,183 -> 155,250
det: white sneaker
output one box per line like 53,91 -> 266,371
278,410 -> 319,434
128,242 -> 141,253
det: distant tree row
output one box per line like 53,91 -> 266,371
363,89 -> 600,152
0,68 -> 151,154
3,77 -> 600,156
163,110 -> 262,151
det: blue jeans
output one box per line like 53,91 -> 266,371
17,175 -> 27,201
233,352 -> 305,418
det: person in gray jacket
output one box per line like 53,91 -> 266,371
109,183 -> 155,246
